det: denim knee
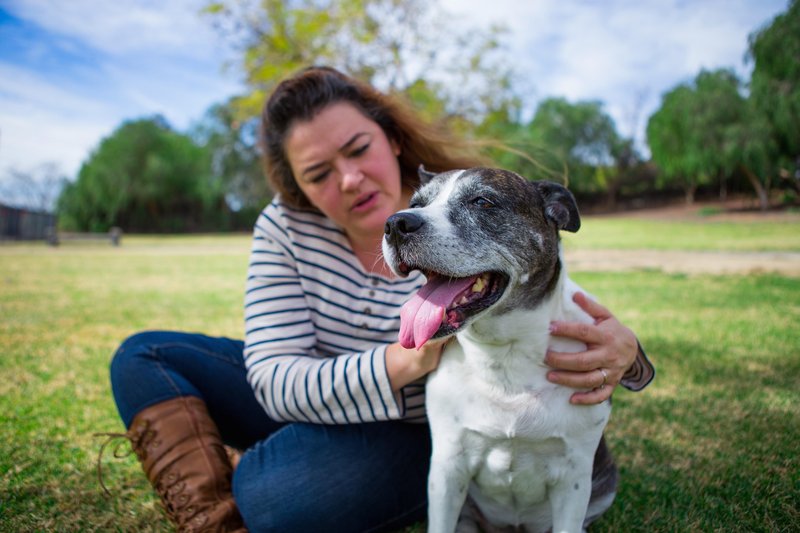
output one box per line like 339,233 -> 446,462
109,330 -> 182,427
110,331 -> 160,389
231,437 -> 336,533
230,423 -> 430,533
231,450 -> 286,532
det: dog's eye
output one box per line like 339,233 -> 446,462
409,199 -> 424,209
472,197 -> 494,208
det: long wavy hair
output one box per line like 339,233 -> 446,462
260,66 -> 486,209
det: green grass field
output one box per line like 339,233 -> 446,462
1,216 -> 799,532
561,216 -> 800,251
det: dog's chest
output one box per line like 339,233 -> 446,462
426,333 -> 610,514
428,361 -> 586,447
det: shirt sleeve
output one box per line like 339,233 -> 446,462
619,340 -> 655,391
243,205 -> 405,424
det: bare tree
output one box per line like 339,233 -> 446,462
0,163 -> 67,212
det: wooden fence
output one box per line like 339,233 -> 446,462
0,203 -> 56,241
0,204 -> 121,245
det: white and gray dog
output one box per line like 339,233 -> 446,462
382,167 -> 612,533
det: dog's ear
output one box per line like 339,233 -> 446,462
418,165 -> 438,185
534,181 -> 581,233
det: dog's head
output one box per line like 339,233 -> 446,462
382,166 -> 580,349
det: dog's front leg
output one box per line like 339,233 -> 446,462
427,443 -> 471,533
548,459 -> 593,533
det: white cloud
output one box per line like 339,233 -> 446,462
441,0 -> 786,148
0,0 -> 243,178
3,0 -> 225,57
0,64 -> 115,173
0,0 -> 790,179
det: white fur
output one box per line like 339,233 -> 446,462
426,259 -> 611,533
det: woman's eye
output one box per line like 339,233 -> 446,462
350,143 -> 369,157
309,170 -> 330,183
472,197 -> 494,208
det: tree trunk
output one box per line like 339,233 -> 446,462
606,184 -> 619,211
741,165 -> 769,211
719,171 -> 727,203
685,185 -> 696,205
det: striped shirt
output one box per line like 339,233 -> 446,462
244,198 -> 655,425
244,199 -> 428,424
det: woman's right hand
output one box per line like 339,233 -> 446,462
385,338 -> 450,392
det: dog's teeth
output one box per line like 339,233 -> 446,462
458,296 -> 469,305
472,277 -> 486,293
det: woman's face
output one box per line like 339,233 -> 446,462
284,101 -> 410,244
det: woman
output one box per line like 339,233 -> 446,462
108,66 -> 654,532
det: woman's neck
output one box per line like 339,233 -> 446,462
349,186 -> 414,276
349,232 -> 393,276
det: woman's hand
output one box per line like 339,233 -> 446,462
385,338 -> 450,392
546,292 -> 639,405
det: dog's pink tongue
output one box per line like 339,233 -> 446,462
399,275 -> 476,349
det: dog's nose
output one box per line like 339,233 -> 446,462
384,212 -> 424,241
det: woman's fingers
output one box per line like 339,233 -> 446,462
549,320 -> 611,347
547,365 -> 618,388
572,291 -> 612,322
545,292 -> 641,405
546,346 -> 604,372
546,366 -> 618,404
569,385 -> 614,405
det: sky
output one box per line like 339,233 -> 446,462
0,0 -> 790,191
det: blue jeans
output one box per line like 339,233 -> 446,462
110,331 -> 431,532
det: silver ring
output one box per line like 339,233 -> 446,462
599,368 -> 609,389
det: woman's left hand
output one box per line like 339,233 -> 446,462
545,292 -> 639,405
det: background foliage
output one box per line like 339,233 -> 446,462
47,0 -> 800,232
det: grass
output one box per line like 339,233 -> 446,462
1,216 -> 799,532
561,217 -> 800,251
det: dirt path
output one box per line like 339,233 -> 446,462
564,249 -> 800,277
568,200 -> 800,276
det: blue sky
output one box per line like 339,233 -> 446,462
0,0 -> 789,186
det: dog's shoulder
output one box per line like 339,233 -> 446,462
559,276 -> 595,324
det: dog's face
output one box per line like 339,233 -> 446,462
382,166 -> 580,348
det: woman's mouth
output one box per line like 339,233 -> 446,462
351,192 -> 379,212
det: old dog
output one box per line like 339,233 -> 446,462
382,167 -> 612,533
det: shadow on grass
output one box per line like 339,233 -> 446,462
596,337 -> 799,532
1,468 -> 170,533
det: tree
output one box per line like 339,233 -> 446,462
190,101 -> 269,225
523,98 -> 626,197
646,84 -> 703,204
720,101 -> 776,210
647,69 -> 774,208
0,162 -> 66,212
202,0 -> 519,125
748,0 -> 800,190
58,117 -> 225,232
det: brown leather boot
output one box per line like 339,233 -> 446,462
116,396 -> 247,532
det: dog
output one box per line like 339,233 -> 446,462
382,166 -> 612,533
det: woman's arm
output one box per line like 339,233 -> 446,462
545,292 -> 654,405
385,339 -> 447,392
245,201 -> 442,424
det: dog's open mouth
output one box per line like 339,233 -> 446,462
399,269 -> 508,349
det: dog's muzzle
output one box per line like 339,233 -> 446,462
384,212 -> 424,248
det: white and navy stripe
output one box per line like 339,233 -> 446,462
244,199 -> 427,424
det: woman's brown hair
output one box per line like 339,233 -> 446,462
260,66 -> 486,209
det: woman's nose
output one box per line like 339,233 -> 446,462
340,164 -> 364,191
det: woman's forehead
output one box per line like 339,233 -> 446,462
285,102 -> 382,164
